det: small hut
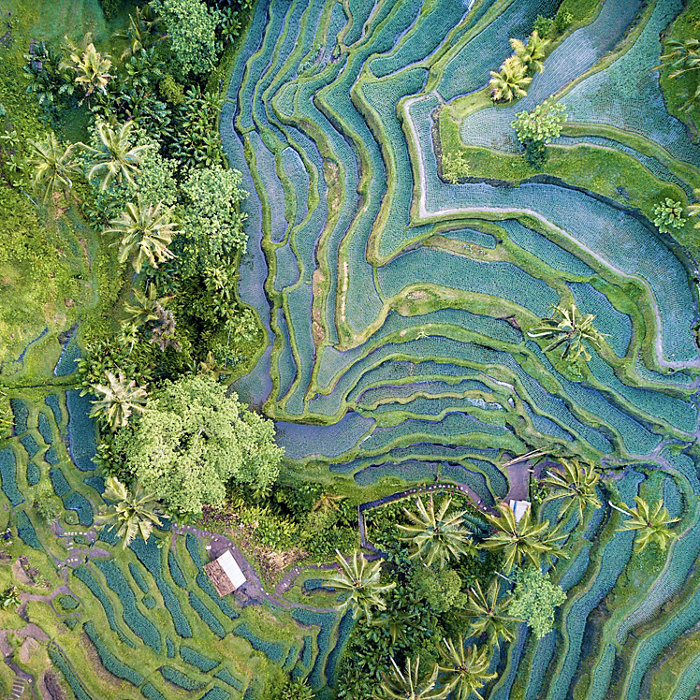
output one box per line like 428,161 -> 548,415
203,550 -> 247,597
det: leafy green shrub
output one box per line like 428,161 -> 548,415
512,99 -> 567,145
533,14 -> 554,38
442,150 -> 469,184
98,0 -> 123,20
35,485 -> 62,522
653,198 -> 687,233
58,595 -> 79,611
159,75 -> 185,105
169,89 -> 225,167
151,0 -> 223,78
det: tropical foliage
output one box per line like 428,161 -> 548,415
398,495 -> 474,568
541,459 -> 602,521
481,502 -> 566,573
114,375 -> 283,516
652,198 -> 687,233
512,99 -> 567,145
464,579 -> 516,647
105,199 -> 179,273
611,497 -> 679,553
28,133 -> 78,205
329,549 -> 396,621
61,34 -> 112,100
84,120 -> 150,191
96,477 -> 163,549
510,30 -> 548,74
489,56 -> 532,103
438,637 -> 495,700
89,370 -> 148,431
376,656 -> 446,700
509,567 -> 566,639
528,302 -> 609,363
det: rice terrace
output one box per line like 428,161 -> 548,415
2,0 -> 700,697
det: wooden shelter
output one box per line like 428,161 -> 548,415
203,550 -> 247,597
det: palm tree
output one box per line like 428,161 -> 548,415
328,549 -> 395,621
481,502 -> 566,573
105,199 -> 179,273
657,38 -> 700,79
510,31 -> 549,74
89,370 -> 148,431
438,637 -> 495,700
489,56 -> 532,103
312,492 -> 346,513
464,579 -> 516,648
122,284 -> 171,330
609,497 -> 679,553
62,34 -> 112,100
376,657 -> 447,700
28,133 -> 79,205
398,495 -> 475,568
96,477 -> 162,549
115,6 -> 167,60
541,459 -> 602,521
84,120 -> 150,191
528,302 -> 609,363
0,586 -> 21,610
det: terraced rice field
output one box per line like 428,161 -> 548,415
222,0 -> 700,697
1,386 -> 350,698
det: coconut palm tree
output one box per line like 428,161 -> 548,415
84,120 -> 150,191
481,502 -> 567,573
89,370 -> 148,431
312,492 -> 346,513
510,31 -> 549,74
464,579 -> 516,648
105,199 -> 179,273
609,497 -> 679,553
116,6 -> 167,60
0,586 -> 21,610
96,477 -> 162,549
376,656 -> 447,700
657,38 -> 700,79
438,637 -> 495,700
62,34 -> 112,100
398,495 -> 475,569
541,459 -> 602,521
328,549 -> 395,621
28,133 -> 79,205
528,302 -> 609,363
489,56 -> 532,103
122,284 -> 171,330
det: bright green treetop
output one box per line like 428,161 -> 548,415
508,567 -> 566,639
115,375 -> 283,516
512,99 -> 567,145
151,0 -> 222,77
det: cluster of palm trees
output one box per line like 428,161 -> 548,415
489,30 -> 549,103
528,301 -> 608,364
28,120 -> 179,274
329,459 -> 681,698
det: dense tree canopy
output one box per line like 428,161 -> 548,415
115,375 -> 283,516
